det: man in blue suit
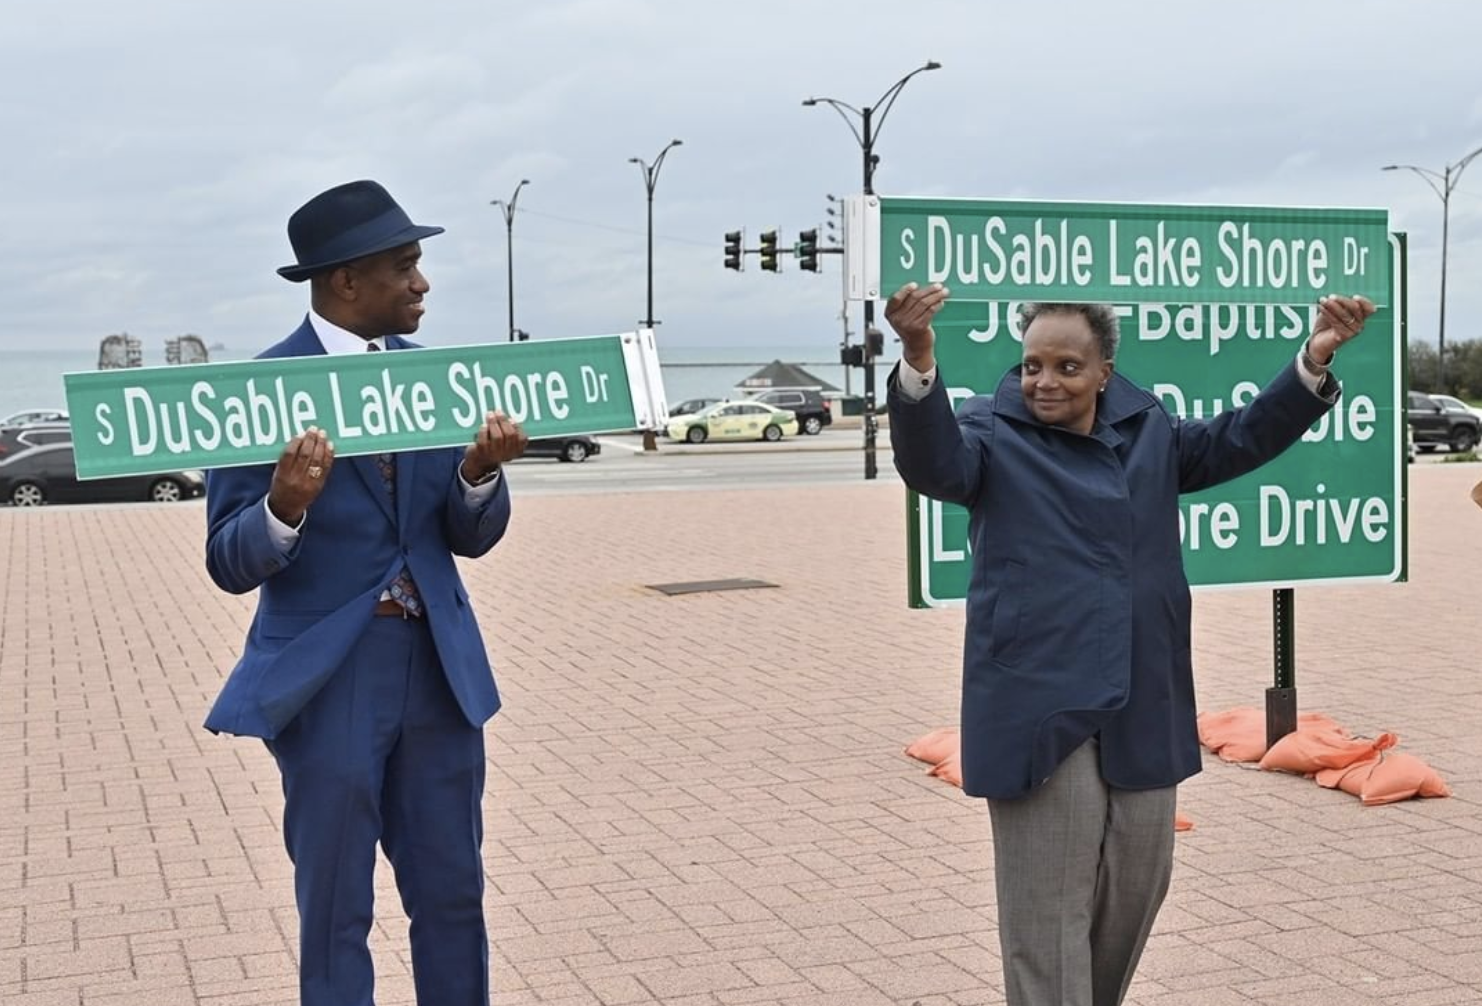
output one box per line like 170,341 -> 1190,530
204,179 -> 527,1006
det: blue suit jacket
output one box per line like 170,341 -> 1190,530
203,319 -> 511,738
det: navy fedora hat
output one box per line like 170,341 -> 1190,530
278,179 -> 444,282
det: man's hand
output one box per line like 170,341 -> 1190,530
461,411 -> 527,484
268,427 -> 334,526
883,282 -> 950,373
1309,294 -> 1377,364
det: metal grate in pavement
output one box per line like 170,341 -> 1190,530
646,577 -> 780,596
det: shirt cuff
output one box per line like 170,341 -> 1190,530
1294,342 -> 1328,393
897,357 -> 938,401
460,467 -> 502,506
263,496 -> 302,552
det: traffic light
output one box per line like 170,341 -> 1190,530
797,228 -> 819,272
759,228 -> 780,272
723,230 -> 743,271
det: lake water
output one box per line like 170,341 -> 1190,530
0,342 -> 870,421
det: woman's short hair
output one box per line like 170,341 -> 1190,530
1018,302 -> 1120,361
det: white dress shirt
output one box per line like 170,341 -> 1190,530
263,309 -> 500,551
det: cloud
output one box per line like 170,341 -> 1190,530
3,0 -> 1482,361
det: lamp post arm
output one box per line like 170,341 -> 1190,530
871,62 -> 939,139
1450,143 -> 1482,190
651,140 -> 681,189
804,97 -> 866,149
1387,163 -> 1448,203
870,74 -> 916,136
629,158 -> 654,195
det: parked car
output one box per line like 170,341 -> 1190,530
666,401 -> 797,443
749,389 -> 832,435
1407,390 -> 1480,453
668,397 -> 725,417
522,434 -> 601,463
0,421 -> 74,459
0,407 -> 69,427
0,443 -> 205,506
1426,393 -> 1482,423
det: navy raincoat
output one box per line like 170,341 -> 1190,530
889,361 -> 1337,800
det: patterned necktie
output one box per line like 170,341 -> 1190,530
366,342 -> 423,615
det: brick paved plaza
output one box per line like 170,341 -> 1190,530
2,462 -> 1480,1005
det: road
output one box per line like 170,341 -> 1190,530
506,427 -> 1460,496
505,429 -> 889,494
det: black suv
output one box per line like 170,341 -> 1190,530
0,421 -> 73,460
750,389 -> 832,435
1408,390 -> 1480,453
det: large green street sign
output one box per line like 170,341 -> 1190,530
64,332 -> 667,479
842,197 -> 1405,607
872,196 -> 1391,306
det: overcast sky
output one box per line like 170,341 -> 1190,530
5,0 -> 1480,356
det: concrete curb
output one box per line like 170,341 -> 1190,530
596,435 -> 892,458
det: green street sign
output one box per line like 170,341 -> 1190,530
848,196 -> 1390,307
64,332 -> 667,479
888,221 -> 1406,608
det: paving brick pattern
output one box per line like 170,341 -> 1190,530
1,463 -> 1479,1005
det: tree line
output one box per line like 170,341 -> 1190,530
1408,339 -> 1482,401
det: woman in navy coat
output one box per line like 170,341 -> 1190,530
885,285 -> 1375,1006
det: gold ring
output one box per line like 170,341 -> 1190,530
307,465 -> 323,479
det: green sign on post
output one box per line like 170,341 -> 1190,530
867,196 -> 1391,306
64,332 -> 667,479
841,196 -> 1405,607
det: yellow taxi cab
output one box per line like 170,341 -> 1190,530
666,400 -> 798,443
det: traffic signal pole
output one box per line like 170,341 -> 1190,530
860,106 -> 880,480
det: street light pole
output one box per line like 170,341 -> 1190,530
805,61 -> 941,480
490,179 -> 530,343
629,139 -> 684,330
1383,142 -> 1482,391
629,139 -> 682,452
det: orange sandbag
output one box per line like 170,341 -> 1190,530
1260,730 -> 1397,776
1191,708 -> 1262,755
1197,707 -> 1265,761
928,752 -> 963,787
1360,752 -> 1451,806
1314,753 -> 1381,795
1198,707 -> 1346,763
905,727 -> 959,766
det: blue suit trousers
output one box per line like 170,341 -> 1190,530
267,615 -> 488,1006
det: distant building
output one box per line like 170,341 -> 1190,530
98,333 -> 143,369
165,334 -> 210,365
734,360 -> 839,396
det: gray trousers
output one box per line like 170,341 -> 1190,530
987,738 -> 1176,1006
